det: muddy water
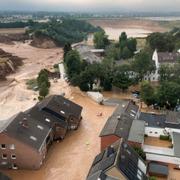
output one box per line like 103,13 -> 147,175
2,88 -> 115,180
104,27 -> 152,39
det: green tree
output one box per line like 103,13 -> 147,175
159,65 -> 173,82
65,50 -> 81,79
140,81 -> 156,106
112,65 -> 133,91
39,82 -> 49,98
63,43 -> 72,59
37,69 -> 50,88
121,47 -> 133,59
119,32 -> 127,50
131,51 -> 155,81
147,32 -> 175,52
156,82 -> 180,109
127,38 -> 137,53
93,31 -> 109,49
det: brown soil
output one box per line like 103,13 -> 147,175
88,18 -> 167,32
0,48 -> 23,79
30,35 -> 57,49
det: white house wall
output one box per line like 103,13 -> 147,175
146,153 -> 180,165
145,127 -> 165,137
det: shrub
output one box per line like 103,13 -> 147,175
159,135 -> 170,141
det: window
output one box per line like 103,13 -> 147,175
60,110 -> 65,114
2,154 -> 7,159
1,144 -> 6,149
9,144 -> 15,150
30,136 -> 37,141
12,163 -> 18,170
1,161 -> 7,165
150,131 -> 152,134
45,118 -> 50,122
11,154 -> 16,159
37,125 -> 44,130
155,132 -> 158,134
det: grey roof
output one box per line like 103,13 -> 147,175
100,100 -> 139,139
172,132 -> 180,158
26,105 -> 68,129
158,52 -> 180,63
74,44 -> 102,64
128,120 -> 145,144
166,111 -> 180,124
4,112 -> 51,150
38,95 -> 82,120
0,172 -> 11,180
139,112 -> 180,129
148,162 -> 168,176
87,140 -> 148,180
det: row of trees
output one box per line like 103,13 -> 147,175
147,28 -> 180,52
64,43 -> 155,92
29,18 -> 102,46
141,81 -> 180,109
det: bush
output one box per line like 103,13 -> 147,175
26,79 -> 38,90
159,135 -> 170,141
133,147 -> 146,161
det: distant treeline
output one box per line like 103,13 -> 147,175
28,18 -> 102,46
0,21 -> 31,28
0,18 -> 102,46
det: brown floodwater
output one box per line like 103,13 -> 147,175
2,88 -> 115,180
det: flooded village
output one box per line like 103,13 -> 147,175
0,12 -> 180,180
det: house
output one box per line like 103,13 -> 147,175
0,112 -> 52,170
37,95 -> 83,130
87,140 -> 148,180
26,105 -> 68,140
139,111 -> 180,165
0,172 -> 11,180
139,111 -> 180,137
144,50 -> 180,81
73,44 -> 103,64
100,100 -> 142,151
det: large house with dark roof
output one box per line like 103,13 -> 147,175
87,140 -> 148,180
100,100 -> 143,151
0,95 -> 83,170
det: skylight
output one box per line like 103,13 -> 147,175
45,118 -> 50,122
37,125 -> 44,130
60,110 -> 65,114
30,136 -> 37,141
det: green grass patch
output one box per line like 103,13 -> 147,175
26,79 -> 38,90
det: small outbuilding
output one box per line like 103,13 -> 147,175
148,162 -> 169,177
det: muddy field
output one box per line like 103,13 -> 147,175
0,28 -> 25,34
88,18 -> 167,39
